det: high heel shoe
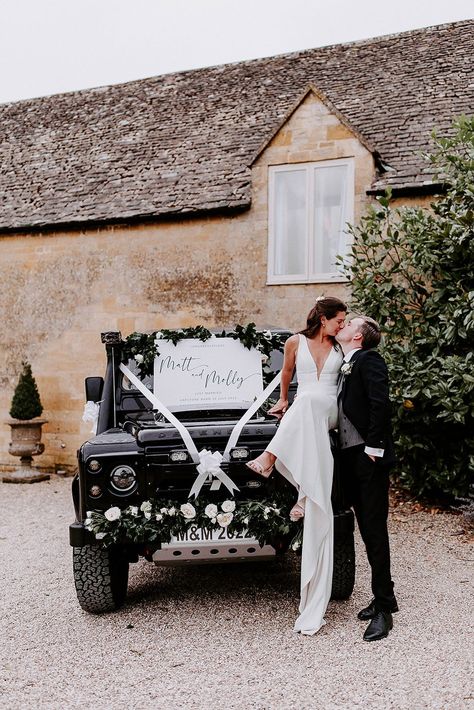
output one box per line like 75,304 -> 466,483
246,459 -> 274,478
289,503 -> 305,522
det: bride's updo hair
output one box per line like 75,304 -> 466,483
300,297 -> 347,339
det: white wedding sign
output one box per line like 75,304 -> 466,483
153,337 -> 264,410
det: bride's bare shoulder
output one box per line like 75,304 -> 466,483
285,334 -> 300,349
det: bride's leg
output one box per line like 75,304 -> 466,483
246,450 -> 276,478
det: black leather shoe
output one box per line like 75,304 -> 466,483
357,598 -> 399,621
363,611 -> 393,642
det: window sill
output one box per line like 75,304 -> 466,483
266,276 -> 350,285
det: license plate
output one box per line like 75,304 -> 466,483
170,525 -> 255,544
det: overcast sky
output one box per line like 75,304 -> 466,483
1,0 -> 472,105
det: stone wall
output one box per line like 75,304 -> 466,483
0,92 -> 417,471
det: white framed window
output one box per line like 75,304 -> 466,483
267,158 -> 354,284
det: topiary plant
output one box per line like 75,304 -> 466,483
9,362 -> 44,420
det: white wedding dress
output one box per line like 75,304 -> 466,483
268,334 -> 342,635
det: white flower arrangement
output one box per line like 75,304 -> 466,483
205,503 -> 218,519
217,512 -> 233,527
104,506 -> 121,522
85,492 -> 304,550
221,500 -> 236,513
134,353 -> 144,364
340,362 -> 354,376
180,503 -> 197,519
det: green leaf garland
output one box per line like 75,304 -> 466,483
85,490 -> 302,552
121,323 -> 287,381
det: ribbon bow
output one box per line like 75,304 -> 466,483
82,400 -> 100,434
188,449 -> 240,499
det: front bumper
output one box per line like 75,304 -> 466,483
69,521 -> 96,547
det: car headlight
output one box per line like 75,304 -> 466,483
87,459 -> 102,473
169,450 -> 189,463
89,484 -> 103,498
230,447 -> 249,460
110,465 -> 137,493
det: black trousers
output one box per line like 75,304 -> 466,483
340,445 -> 396,611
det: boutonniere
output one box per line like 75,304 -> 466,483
340,361 -> 354,376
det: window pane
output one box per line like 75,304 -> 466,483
274,170 -> 307,276
312,165 -> 347,274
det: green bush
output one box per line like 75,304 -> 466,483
342,116 -> 474,498
10,362 -> 43,420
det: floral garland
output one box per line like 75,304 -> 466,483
121,323 -> 287,380
85,491 -> 303,552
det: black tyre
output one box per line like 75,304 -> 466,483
331,510 -> 355,600
73,544 -> 129,614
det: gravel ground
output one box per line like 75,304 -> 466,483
0,477 -> 472,710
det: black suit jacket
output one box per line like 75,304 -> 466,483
339,348 -> 396,466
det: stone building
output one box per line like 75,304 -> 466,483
0,19 -> 472,471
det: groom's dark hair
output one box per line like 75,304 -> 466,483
359,316 -> 381,349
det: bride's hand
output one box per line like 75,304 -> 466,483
268,399 -> 288,419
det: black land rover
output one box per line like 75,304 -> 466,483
70,329 -> 355,613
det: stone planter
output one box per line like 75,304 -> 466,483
3,418 -> 50,483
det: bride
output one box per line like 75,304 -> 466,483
247,297 -> 347,635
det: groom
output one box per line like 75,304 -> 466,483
336,315 -> 398,642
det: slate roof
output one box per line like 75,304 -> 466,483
0,19 -> 472,231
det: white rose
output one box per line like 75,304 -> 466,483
84,518 -> 94,530
217,512 -> 233,528
205,503 -> 218,519
144,512 -> 151,520
292,540 -> 301,551
128,506 -> 139,517
221,500 -> 236,513
180,503 -> 196,520
211,517 -> 217,524
104,506 -> 121,522
168,507 -> 176,516
86,511 -> 93,518
134,353 -> 144,364
160,507 -> 168,515
155,513 -> 163,522
155,331 -> 163,339
95,532 -> 106,540
140,501 -> 152,514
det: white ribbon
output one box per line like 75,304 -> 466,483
82,400 -> 100,434
119,362 -> 283,498
222,371 -> 282,460
119,363 -> 200,462
188,449 -> 240,499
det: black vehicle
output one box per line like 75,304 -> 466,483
70,330 -> 355,613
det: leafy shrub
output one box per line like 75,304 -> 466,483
10,362 -> 43,420
343,116 -> 474,498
